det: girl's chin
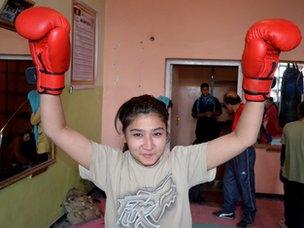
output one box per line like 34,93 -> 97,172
139,155 -> 160,166
141,159 -> 157,166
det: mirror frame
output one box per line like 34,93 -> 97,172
0,144 -> 55,189
0,54 -> 55,190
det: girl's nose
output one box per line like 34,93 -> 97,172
143,134 -> 153,150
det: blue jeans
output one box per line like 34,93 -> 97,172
222,146 -> 256,223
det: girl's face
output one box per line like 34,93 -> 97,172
123,112 -> 167,166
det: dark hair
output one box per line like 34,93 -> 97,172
115,95 -> 169,151
299,101 -> 304,118
224,93 -> 241,105
114,95 -> 169,151
200,83 -> 209,89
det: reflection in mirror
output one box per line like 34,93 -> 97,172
257,61 -> 304,147
0,55 -> 55,189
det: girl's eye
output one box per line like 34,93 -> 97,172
153,131 -> 164,137
132,133 -> 143,137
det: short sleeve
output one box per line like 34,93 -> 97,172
79,141 -> 121,191
172,143 -> 216,188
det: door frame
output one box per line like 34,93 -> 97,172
164,59 -> 243,147
165,59 -> 243,98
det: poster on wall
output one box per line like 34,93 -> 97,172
71,0 -> 97,89
0,0 -> 35,31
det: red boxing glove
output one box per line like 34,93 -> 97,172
15,6 -> 70,95
242,19 -> 301,101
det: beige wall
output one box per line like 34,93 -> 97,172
0,0 -> 104,227
102,0 -> 304,148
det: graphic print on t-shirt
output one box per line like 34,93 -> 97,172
117,174 -> 177,227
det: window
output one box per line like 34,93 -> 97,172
259,61 -> 304,147
270,62 -> 304,105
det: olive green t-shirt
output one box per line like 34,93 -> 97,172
282,120 -> 304,184
79,142 -> 216,228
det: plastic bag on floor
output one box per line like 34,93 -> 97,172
63,188 -> 102,224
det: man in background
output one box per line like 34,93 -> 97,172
192,82 -> 222,144
259,97 -> 282,144
189,82 -> 222,204
281,101 -> 304,228
213,91 -> 256,228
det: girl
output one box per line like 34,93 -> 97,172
41,93 -> 264,227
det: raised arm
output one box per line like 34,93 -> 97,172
15,7 -> 92,168
40,95 -> 92,168
207,19 -> 302,169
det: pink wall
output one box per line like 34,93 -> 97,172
102,0 -> 304,147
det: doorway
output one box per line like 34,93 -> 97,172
165,59 -> 242,148
165,59 -> 241,189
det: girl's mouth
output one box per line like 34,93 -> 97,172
142,153 -> 154,158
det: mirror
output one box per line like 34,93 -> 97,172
257,61 -> 304,149
0,55 -> 55,189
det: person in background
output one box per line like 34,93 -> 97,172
3,116 -> 36,170
260,97 -> 282,144
189,82 -> 222,203
213,91 -> 256,228
28,90 -> 51,163
192,83 -> 222,144
280,101 -> 304,228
